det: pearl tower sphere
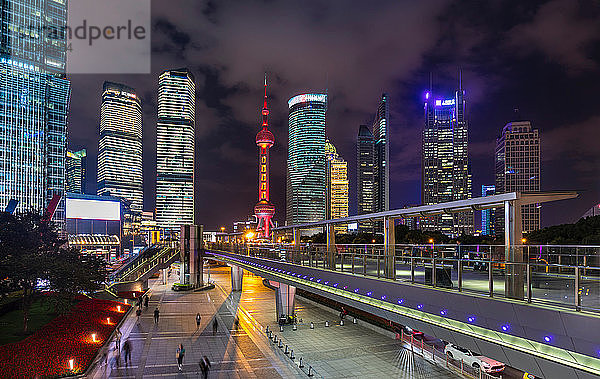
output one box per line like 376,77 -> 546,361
254,75 -> 275,239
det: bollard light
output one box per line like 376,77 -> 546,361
325,321 -> 329,327
290,349 -> 295,360
299,357 -> 304,368
69,359 -> 74,371
284,345 -> 289,354
280,325 -> 284,332
266,326 -> 270,334
273,335 -> 278,343
293,324 -> 297,331
91,333 -> 97,342
353,317 -> 357,324
117,305 -> 121,312
308,365 -> 313,377
106,317 -> 111,325
310,322 -> 314,329
278,340 -> 283,348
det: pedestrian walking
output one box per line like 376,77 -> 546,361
115,328 -> 122,351
154,307 -> 160,324
123,339 -> 131,366
199,355 -> 211,379
137,295 -> 143,310
196,313 -> 202,330
144,294 -> 149,309
176,344 -> 185,371
136,308 -> 142,323
340,306 -> 348,321
212,318 -> 218,335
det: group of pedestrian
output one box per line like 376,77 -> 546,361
111,328 -> 132,367
135,294 -> 150,324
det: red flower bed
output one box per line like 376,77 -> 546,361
0,296 -> 130,378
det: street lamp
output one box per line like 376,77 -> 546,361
521,238 -> 527,244
245,231 -> 255,240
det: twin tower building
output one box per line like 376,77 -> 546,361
98,68 -> 195,230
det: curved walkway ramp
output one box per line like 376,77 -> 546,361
206,248 -> 600,379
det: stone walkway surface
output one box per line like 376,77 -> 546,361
89,265 -> 461,378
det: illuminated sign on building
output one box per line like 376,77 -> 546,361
66,198 -> 121,221
288,93 -> 328,108
435,98 -> 455,107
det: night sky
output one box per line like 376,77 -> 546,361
67,0 -> 600,231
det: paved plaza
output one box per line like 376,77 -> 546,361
90,265 -> 460,378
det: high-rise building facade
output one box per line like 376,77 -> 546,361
0,0 -> 70,228
66,149 -> 87,194
481,185 -> 496,236
422,86 -> 473,236
357,125 -> 375,231
155,69 -> 195,231
373,93 -> 390,212
325,140 -> 349,232
254,76 -> 275,239
286,93 -> 327,225
495,121 -> 540,234
97,82 -> 143,213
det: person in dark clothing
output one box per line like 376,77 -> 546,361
137,295 -> 143,310
212,318 -> 218,335
154,307 -> 160,324
196,313 -> 202,330
340,306 -> 348,321
176,344 -> 185,371
199,355 -> 211,379
144,295 -> 149,309
123,339 -> 131,366
136,308 -> 142,323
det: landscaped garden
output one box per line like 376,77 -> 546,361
0,296 -> 129,378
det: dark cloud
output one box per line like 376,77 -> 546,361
67,0 -> 600,230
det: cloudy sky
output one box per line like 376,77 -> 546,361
67,0 -> 600,230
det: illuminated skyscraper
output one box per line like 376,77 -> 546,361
155,68 -> 195,231
254,76 -> 275,239
373,93 -> 390,212
481,185 -> 496,236
357,125 -> 375,231
495,121 -> 540,234
325,140 -> 348,232
286,93 -> 327,225
422,82 -> 473,236
0,0 -> 70,228
97,82 -> 143,213
66,149 -> 87,194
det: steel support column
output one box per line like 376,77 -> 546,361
383,217 -> 396,279
230,265 -> 244,291
326,223 -> 336,270
275,282 -> 296,322
504,200 -> 524,299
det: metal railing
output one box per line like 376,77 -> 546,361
206,242 -> 600,313
109,246 -> 178,284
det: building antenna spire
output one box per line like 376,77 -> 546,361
262,72 -> 269,129
429,72 -> 433,93
458,67 -> 462,90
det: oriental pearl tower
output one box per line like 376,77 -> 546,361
254,75 -> 275,239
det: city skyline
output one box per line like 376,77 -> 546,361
64,1 -> 600,230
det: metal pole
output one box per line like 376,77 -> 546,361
432,257 -> 436,287
458,259 -> 463,292
377,255 -> 380,278
352,252 -> 355,274
575,266 -> 581,311
411,256 -> 415,283
526,263 -> 531,303
488,257 -> 493,297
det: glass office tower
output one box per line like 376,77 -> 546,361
373,93 -> 390,212
0,0 -> 70,229
155,68 -> 195,231
422,87 -> 473,236
97,82 -> 143,213
286,93 -> 327,225
481,185 -> 496,236
325,140 -> 349,233
495,121 -> 540,234
66,149 -> 87,194
357,124 -> 375,231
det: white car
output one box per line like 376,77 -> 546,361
444,343 -> 505,373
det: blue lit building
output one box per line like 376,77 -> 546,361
286,93 -> 327,225
481,185 -> 496,236
373,93 -> 390,212
0,0 -> 70,230
421,83 -> 472,236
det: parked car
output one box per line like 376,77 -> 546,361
400,325 -> 425,340
444,343 -> 505,373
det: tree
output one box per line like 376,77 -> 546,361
46,248 -> 107,314
0,211 -> 107,333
